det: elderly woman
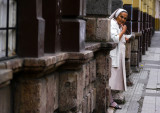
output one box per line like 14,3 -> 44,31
109,8 -> 131,109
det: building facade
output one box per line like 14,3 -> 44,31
0,0 -> 158,113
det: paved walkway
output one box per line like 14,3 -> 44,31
110,31 -> 160,113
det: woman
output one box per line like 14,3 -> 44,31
108,8 -> 131,109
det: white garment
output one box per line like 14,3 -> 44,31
109,18 -> 127,91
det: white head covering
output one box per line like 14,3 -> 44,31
109,8 -> 128,19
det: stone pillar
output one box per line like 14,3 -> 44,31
129,0 -> 143,71
86,0 -> 113,112
125,42 -> 131,77
58,51 -> 94,113
112,0 -> 123,13
61,0 -> 86,52
142,2 -> 148,55
17,0 -> 45,57
13,60 -> 60,113
123,0 -> 134,78
0,69 -> 13,113
148,0 -> 154,47
42,0 -> 61,53
85,0 -> 111,42
131,33 -> 142,72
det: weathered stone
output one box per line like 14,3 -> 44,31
86,18 -> 97,41
84,85 -> 89,98
131,53 -> 139,66
106,56 -> 111,78
87,93 -> 91,113
90,89 -> 96,112
94,51 -> 108,113
85,63 -> 90,87
0,63 -> 6,69
125,42 -> 131,59
59,70 -> 84,112
112,0 -> 123,13
89,60 -> 96,82
131,38 -> 139,52
105,86 -> 110,109
93,88 -> 96,111
14,73 -> 59,113
46,73 -> 59,112
125,59 -> 131,77
0,85 -> 12,113
15,73 -> 59,113
85,43 -> 101,52
87,0 -> 111,16
82,97 -> 87,113
5,59 -> 23,70
86,17 -> 111,42
0,69 -> 12,84
89,83 -> 94,93
96,18 -> 111,42
14,78 -> 47,113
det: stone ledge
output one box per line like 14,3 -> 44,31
0,59 -> 23,71
0,43 -> 114,75
0,69 -> 12,85
101,42 -> 117,50
85,42 -> 101,52
134,32 -> 142,37
23,53 -> 68,67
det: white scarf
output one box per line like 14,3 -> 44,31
109,8 -> 128,19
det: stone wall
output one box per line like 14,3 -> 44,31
0,69 -> 13,113
0,42 -> 116,113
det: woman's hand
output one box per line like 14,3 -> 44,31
121,24 -> 127,34
125,37 -> 130,43
119,24 -> 127,40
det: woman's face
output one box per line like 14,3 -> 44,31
116,12 -> 128,25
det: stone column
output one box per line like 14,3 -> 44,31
123,0 -> 134,77
112,0 -> 123,13
142,1 -> 148,55
13,58 -> 62,113
58,51 -> 94,113
148,0 -> 154,47
0,69 -> 12,113
61,0 -> 86,52
95,43 -> 116,113
42,0 -> 61,53
129,0 -> 143,72
17,0 -> 45,57
86,0 -> 113,112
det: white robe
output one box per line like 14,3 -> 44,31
109,18 -> 131,91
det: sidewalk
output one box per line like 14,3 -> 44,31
109,31 -> 160,113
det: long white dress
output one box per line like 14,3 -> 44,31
109,18 -> 127,91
